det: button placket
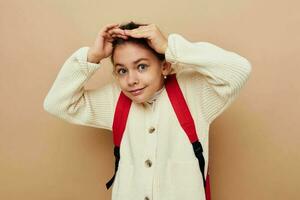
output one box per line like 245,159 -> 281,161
143,95 -> 162,200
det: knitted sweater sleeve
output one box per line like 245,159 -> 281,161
165,33 -> 252,124
43,47 -> 118,131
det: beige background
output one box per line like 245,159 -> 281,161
1,0 -> 299,199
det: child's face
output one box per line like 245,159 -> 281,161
112,42 -> 171,104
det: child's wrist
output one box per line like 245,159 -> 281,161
87,48 -> 103,64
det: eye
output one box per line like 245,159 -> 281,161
117,68 -> 127,75
138,64 -> 148,71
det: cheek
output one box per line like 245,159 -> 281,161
149,72 -> 163,85
144,69 -> 162,83
114,78 -> 126,90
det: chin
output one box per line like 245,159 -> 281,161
131,94 -> 151,104
131,96 -> 146,104
123,88 -> 151,104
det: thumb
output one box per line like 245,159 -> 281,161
147,39 -> 156,51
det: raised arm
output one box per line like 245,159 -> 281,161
43,47 -> 121,130
165,33 -> 252,124
43,23 -> 129,130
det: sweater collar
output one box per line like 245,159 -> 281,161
146,85 -> 165,104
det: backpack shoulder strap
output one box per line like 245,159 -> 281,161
165,73 -> 211,199
165,73 -> 198,143
112,91 -> 132,146
106,91 -> 132,190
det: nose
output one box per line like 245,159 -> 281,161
127,71 -> 139,87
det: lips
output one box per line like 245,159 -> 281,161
129,87 -> 146,92
129,87 -> 146,96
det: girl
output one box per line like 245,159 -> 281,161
43,21 -> 252,200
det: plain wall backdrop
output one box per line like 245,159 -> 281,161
0,0 -> 299,199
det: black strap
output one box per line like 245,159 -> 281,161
106,146 -> 120,190
192,140 -> 206,188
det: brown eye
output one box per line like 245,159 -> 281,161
117,68 -> 127,75
138,64 -> 148,71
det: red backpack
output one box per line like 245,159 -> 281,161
105,73 -> 211,200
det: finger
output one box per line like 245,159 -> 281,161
103,32 -> 112,39
124,29 -> 151,39
101,23 -> 120,33
124,28 -> 148,35
111,34 -> 128,39
131,25 -> 151,32
104,33 -> 126,42
105,23 -> 120,30
108,28 -> 126,35
99,24 -> 119,36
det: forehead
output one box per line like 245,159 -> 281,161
113,42 -> 158,67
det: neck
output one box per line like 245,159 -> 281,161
147,85 -> 165,104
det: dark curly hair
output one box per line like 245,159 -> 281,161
110,21 -> 166,65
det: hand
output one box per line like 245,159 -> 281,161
87,23 -> 128,63
124,24 -> 168,54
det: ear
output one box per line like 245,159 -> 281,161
161,60 -> 172,76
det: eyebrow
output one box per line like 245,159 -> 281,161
115,58 -> 150,68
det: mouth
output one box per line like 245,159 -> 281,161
129,86 -> 146,96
